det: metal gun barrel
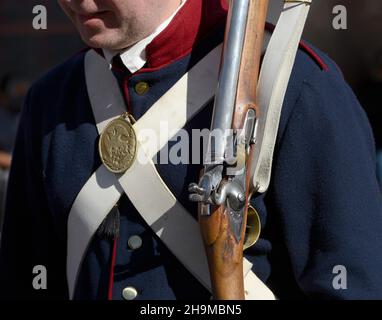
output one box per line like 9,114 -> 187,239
205,0 -> 250,167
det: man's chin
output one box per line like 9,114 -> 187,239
80,32 -> 122,50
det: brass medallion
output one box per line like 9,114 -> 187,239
99,113 -> 137,173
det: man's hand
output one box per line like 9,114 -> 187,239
0,151 -> 11,169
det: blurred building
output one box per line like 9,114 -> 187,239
0,0 -> 83,82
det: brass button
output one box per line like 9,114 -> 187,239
122,286 -> 138,300
128,235 -> 143,250
134,81 -> 150,95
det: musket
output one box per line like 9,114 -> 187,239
189,0 -> 269,300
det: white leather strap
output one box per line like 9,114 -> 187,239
252,0 -> 312,193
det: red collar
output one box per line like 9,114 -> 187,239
145,0 -> 228,70
91,0 -> 227,72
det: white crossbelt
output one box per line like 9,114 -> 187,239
251,0 -> 312,193
69,45 -> 274,300
67,0 -> 312,300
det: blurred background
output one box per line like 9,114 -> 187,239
0,0 -> 381,223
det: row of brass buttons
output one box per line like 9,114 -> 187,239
122,235 -> 143,300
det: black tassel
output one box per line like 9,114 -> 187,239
97,203 -> 120,240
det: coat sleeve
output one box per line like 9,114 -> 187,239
0,86 -> 68,299
268,64 -> 382,299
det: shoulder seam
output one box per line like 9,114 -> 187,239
299,40 -> 329,72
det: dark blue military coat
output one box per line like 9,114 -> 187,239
1,0 -> 382,300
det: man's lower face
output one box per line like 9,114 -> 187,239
58,0 -> 122,48
75,10 -> 119,46
58,0 -> 181,50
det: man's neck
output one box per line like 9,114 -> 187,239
103,0 -> 186,73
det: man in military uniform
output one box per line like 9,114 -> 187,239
1,0 -> 382,300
